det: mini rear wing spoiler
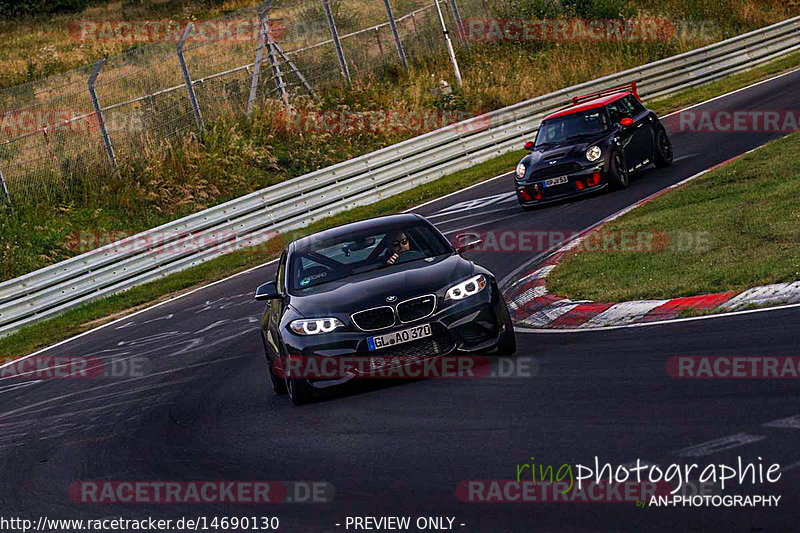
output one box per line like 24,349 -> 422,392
570,82 -> 639,105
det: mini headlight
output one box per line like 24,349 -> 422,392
290,318 -> 345,335
586,145 -> 602,162
515,163 -> 526,179
445,274 -> 488,301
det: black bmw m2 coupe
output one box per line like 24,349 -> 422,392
255,213 -> 516,405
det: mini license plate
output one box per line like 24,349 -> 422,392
543,175 -> 568,187
367,324 -> 432,351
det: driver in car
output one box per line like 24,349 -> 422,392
385,231 -> 411,266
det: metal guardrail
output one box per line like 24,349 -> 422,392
1,16 -> 799,338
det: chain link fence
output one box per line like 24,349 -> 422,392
0,0 -> 490,205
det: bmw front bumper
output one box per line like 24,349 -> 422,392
278,284 -> 509,389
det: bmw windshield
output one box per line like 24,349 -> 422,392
535,109 -> 610,147
289,221 -> 453,293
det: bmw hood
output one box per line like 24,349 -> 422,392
289,254 -> 475,318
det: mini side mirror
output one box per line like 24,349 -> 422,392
255,281 -> 281,301
619,117 -> 635,128
524,140 -> 535,150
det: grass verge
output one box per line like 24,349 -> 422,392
3,48 -> 800,361
547,130 -> 800,302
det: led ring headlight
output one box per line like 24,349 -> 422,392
446,274 -> 488,301
290,318 -> 344,335
586,145 -> 602,162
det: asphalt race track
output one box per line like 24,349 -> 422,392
2,69 -> 800,532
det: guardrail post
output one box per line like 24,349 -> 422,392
88,58 -> 119,177
382,0 -> 408,68
0,168 -> 10,205
323,0 -> 351,84
448,0 -> 469,47
263,18 -> 290,111
247,3 -> 272,116
177,24 -> 204,132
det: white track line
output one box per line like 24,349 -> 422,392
764,415 -> 800,429
432,204 -> 520,228
780,460 -> 800,473
403,171 -> 512,213
674,433 -> 766,458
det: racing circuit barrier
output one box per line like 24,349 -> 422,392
0,16 -> 799,338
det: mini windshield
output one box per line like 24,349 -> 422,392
289,221 -> 452,292
535,109 -> 609,146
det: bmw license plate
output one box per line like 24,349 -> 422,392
367,324 -> 432,351
543,175 -> 568,187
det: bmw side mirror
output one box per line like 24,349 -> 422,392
255,281 -> 281,301
456,240 -> 482,254
619,117 -> 634,128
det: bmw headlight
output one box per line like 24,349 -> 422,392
586,145 -> 602,162
445,274 -> 488,301
515,163 -> 526,179
289,318 -> 345,335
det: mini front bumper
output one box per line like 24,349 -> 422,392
516,164 -> 607,206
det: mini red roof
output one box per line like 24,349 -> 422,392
543,82 -> 640,121
544,92 -> 630,120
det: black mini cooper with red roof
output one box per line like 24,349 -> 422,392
514,83 -> 673,208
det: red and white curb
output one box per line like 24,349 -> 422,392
502,149 -> 800,329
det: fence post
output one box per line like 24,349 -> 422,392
375,28 -> 384,55
88,58 -> 119,177
177,24 -> 204,131
448,0 -> 469,47
382,0 -> 408,68
323,0 -> 351,84
434,0 -> 463,89
263,19 -> 290,111
247,4 -> 272,116
0,168 -> 10,205
273,42 -> 317,98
